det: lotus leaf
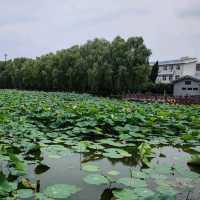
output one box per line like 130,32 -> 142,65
117,177 -> 147,188
16,189 -> 33,199
82,164 -> 100,172
83,174 -> 108,185
44,184 -> 80,199
103,148 -> 131,159
107,170 -> 120,176
113,189 -> 138,200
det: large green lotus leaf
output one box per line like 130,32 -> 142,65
190,146 -> 200,153
46,132 -> 59,139
0,155 -> 9,161
150,174 -> 167,180
175,164 -> 199,179
82,164 -> 100,172
103,148 -> 131,159
134,187 -> 155,199
150,193 -> 176,200
117,177 -> 147,188
76,120 -> 97,128
107,170 -> 120,176
113,189 -> 138,200
88,143 -> 104,150
72,143 -> 89,153
35,193 -> 52,200
131,171 -> 149,179
137,143 -> 154,167
9,153 -> 28,174
181,134 -> 193,141
16,189 -> 33,199
3,197 -> 17,200
155,179 -> 171,187
64,140 -> 76,146
156,186 -> 177,197
119,133 -> 132,141
128,132 -> 145,139
0,174 -> 17,195
151,164 -> 172,174
42,145 -> 72,159
142,168 -> 154,175
44,184 -> 80,199
98,139 -> 126,147
169,178 -> 196,190
83,174 -> 108,185
39,140 -> 52,145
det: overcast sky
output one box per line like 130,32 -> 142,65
0,0 -> 199,61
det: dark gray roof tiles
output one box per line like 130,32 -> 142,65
172,75 -> 200,84
150,57 -> 198,65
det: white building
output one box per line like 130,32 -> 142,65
151,57 -> 200,84
173,75 -> 200,96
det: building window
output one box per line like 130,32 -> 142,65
163,66 -> 167,70
175,75 -> 180,80
182,88 -> 186,90
169,75 -> 173,81
163,75 -> 166,80
170,65 -> 173,71
185,80 -> 191,85
176,65 -> 180,70
193,88 -> 198,91
188,88 -> 192,90
196,64 -> 200,71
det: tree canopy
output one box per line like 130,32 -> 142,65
150,61 -> 159,83
0,36 -> 152,95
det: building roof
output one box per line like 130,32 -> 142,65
172,75 -> 200,84
150,57 -> 198,66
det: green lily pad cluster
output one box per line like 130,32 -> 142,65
0,90 -> 199,199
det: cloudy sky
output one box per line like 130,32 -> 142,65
0,0 -> 199,61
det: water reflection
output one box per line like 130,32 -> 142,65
100,188 -> 114,200
1,145 -> 200,200
36,180 -> 40,193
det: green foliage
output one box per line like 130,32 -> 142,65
113,189 -> 138,200
107,170 -> 120,176
150,61 -> 159,83
187,155 -> 200,166
138,143 -> 154,167
0,91 -> 199,199
117,178 -> 147,188
82,164 -> 100,172
44,184 -> 80,199
0,36 -> 151,94
16,189 -> 33,199
113,188 -> 155,200
9,153 -> 28,174
146,83 -> 173,95
103,148 -> 131,159
0,173 -> 17,196
83,174 -> 109,185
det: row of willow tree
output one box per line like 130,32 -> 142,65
0,36 -> 158,95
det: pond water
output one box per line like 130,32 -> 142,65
0,91 -> 200,200
20,145 -> 200,200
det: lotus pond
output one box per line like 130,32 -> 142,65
0,90 -> 200,200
